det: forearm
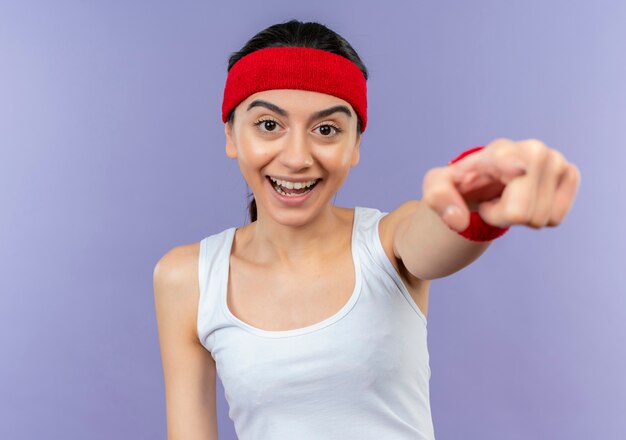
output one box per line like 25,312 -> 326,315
394,199 -> 493,280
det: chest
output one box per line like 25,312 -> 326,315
226,250 -> 356,332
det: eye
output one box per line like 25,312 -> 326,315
252,117 -> 281,134
252,118 -> 343,137
315,123 -> 343,137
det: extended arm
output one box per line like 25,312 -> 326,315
391,138 -> 580,281
392,199 -> 492,280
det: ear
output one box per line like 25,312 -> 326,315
225,122 -> 238,159
350,134 -> 361,167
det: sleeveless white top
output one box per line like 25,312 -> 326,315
197,206 -> 435,439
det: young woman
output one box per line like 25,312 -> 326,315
153,20 -> 580,440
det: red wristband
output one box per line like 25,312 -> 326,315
447,146 -> 510,242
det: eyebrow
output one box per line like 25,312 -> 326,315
246,99 -> 352,124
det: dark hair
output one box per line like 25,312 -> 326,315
225,19 -> 369,223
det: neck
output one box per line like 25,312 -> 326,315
246,204 -> 352,266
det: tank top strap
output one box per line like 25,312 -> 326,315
353,206 -> 389,259
356,206 -> 429,327
357,206 -> 402,282
197,227 -> 235,352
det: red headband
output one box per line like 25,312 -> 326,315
221,46 -> 368,132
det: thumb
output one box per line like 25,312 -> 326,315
422,168 -> 471,232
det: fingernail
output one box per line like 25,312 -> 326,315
513,161 -> 527,173
462,172 -> 478,184
443,204 -> 462,228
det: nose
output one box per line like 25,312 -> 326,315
279,129 -> 314,170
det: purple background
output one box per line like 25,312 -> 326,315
1,1 -> 623,439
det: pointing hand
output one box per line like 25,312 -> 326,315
422,138 -> 582,232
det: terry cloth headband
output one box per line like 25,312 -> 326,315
221,46 -> 368,132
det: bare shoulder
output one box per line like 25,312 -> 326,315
154,242 -> 200,278
152,242 -> 202,342
153,242 -> 219,439
153,242 -> 201,294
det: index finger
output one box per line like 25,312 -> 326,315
449,144 -> 528,185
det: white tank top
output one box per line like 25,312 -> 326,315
197,206 -> 435,439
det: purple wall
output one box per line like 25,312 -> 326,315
1,1 -> 623,439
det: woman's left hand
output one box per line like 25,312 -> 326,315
422,138 -> 582,232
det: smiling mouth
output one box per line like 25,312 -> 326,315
266,176 -> 321,197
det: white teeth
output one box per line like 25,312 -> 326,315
269,177 -> 318,190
